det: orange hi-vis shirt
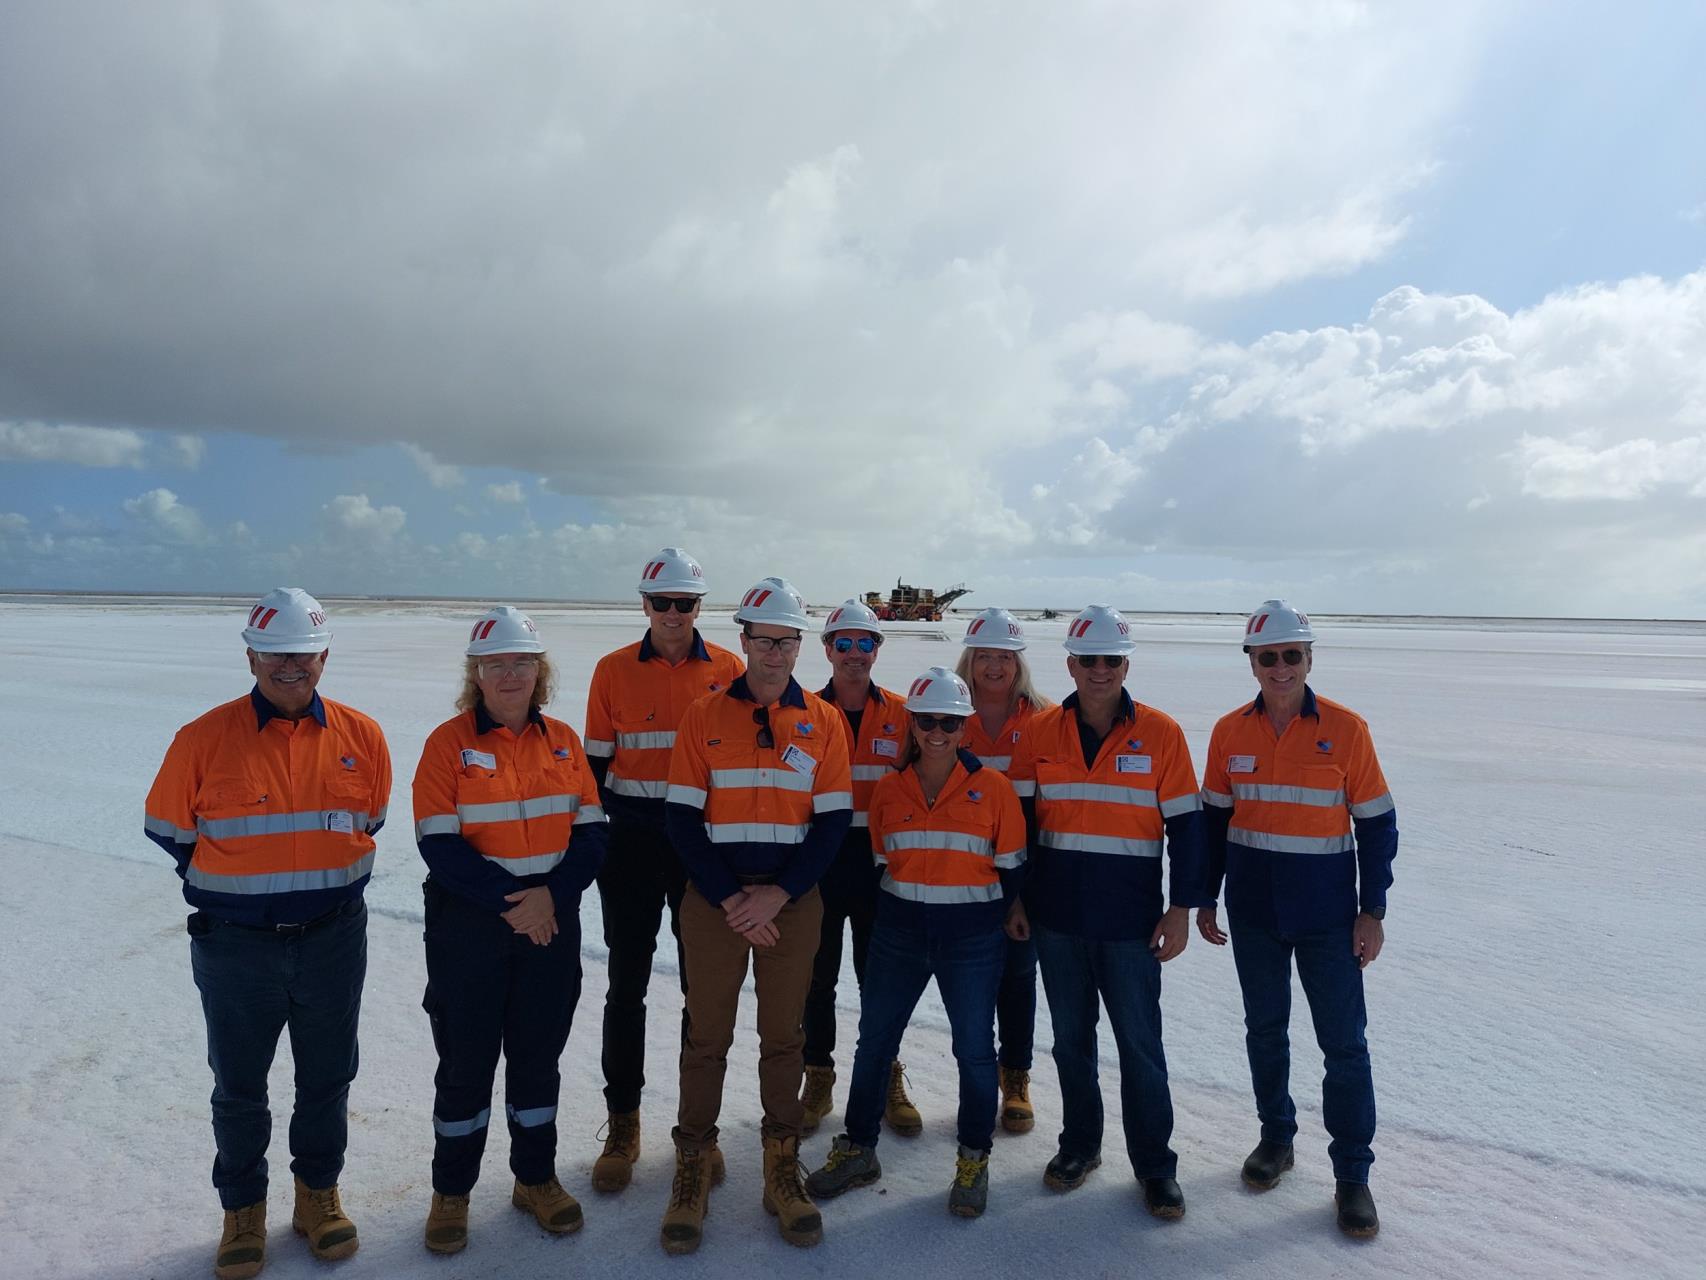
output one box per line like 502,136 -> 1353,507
962,696 -> 1039,774
867,750 -> 1026,934
818,681 -> 906,828
144,688 -> 392,927
584,629 -> 744,827
412,705 -> 608,912
664,676 -> 854,904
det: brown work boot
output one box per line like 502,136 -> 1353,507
762,1134 -> 823,1248
512,1176 -> 584,1233
423,1192 -> 469,1254
659,1146 -> 714,1256
291,1178 -> 358,1261
800,1065 -> 836,1134
706,1140 -> 727,1185
1000,1066 -> 1035,1134
885,1060 -> 922,1137
592,1110 -> 641,1192
214,1201 -> 266,1279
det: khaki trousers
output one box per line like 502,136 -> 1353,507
673,884 -> 823,1148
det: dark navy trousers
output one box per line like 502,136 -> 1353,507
997,932 -> 1038,1071
802,835 -> 879,1070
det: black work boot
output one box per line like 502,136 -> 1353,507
1241,1139 -> 1296,1190
1042,1149 -> 1101,1192
1141,1176 -> 1185,1220
1335,1180 -> 1379,1238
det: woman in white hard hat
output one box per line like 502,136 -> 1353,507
806,667 -> 1028,1219
953,607 -> 1054,1135
410,607 -> 610,1255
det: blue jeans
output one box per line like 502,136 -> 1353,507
997,932 -> 1037,1071
1034,923 -> 1176,1179
188,900 -> 367,1209
1230,923 -> 1375,1182
844,919 -> 1004,1152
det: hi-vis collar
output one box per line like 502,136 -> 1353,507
728,674 -> 807,710
250,685 -> 327,730
1244,686 -> 1319,719
639,629 -> 711,663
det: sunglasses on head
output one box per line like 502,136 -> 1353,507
1072,654 -> 1126,669
752,706 -> 775,749
831,635 -> 880,654
645,594 -> 699,613
1255,648 -> 1307,668
912,714 -> 964,733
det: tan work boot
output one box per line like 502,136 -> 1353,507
512,1176 -> 584,1233
761,1134 -> 823,1248
885,1060 -> 922,1137
706,1140 -> 727,1185
800,1065 -> 836,1134
423,1192 -> 469,1254
1000,1066 -> 1035,1134
292,1178 -> 358,1261
592,1110 -> 641,1192
659,1146 -> 714,1256
214,1201 -> 266,1280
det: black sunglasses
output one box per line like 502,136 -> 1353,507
1072,654 -> 1126,669
912,714 -> 964,732
753,706 -> 775,749
1255,648 -> 1307,668
831,635 -> 880,654
646,595 -> 699,614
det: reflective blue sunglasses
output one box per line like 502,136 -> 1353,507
831,635 -> 880,654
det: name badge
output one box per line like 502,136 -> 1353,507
1116,755 -> 1151,774
1229,755 -> 1258,774
871,738 -> 898,760
461,748 -> 497,771
325,810 -> 355,835
781,744 -> 818,776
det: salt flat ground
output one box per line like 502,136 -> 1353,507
2,602 -> 1703,1279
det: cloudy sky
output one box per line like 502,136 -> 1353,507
3,0 -> 1704,617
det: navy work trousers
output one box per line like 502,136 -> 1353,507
997,932 -> 1038,1071
188,899 -> 367,1210
801,835 -> 879,1069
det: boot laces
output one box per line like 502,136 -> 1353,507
668,1152 -> 705,1210
231,1204 -> 263,1234
1002,1067 -> 1030,1098
822,1139 -> 864,1172
601,1112 -> 640,1158
306,1185 -> 344,1218
954,1152 -> 987,1189
887,1062 -> 914,1106
770,1154 -> 810,1202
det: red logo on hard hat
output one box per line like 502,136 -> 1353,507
645,561 -> 665,580
250,607 -> 279,630
828,608 -> 844,625
909,677 -> 933,698
1248,615 -> 1266,634
968,617 -> 985,634
744,588 -> 772,608
472,619 -> 497,641
1069,618 -> 1092,638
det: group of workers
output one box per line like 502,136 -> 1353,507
144,547 -> 1399,1279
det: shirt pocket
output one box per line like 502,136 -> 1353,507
1295,763 -> 1347,807
197,776 -> 268,814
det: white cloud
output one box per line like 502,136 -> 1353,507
168,433 -> 205,468
0,421 -> 145,467
402,443 -> 464,489
485,481 -> 525,504
0,512 -> 28,533
122,488 -> 206,543
322,494 -> 406,541
1514,435 -> 1706,500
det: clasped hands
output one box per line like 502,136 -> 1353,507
721,884 -> 789,947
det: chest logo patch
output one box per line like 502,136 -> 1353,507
967,789 -> 983,802
553,747 -> 571,760
339,755 -> 356,770
1316,739 -> 1334,754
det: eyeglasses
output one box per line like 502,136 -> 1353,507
1072,654 -> 1126,669
1255,648 -> 1307,668
645,595 -> 700,614
753,706 -> 775,749
745,634 -> 801,655
253,651 -> 322,668
912,714 -> 965,732
479,658 -> 540,678
830,635 -> 880,654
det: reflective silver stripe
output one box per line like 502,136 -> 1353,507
883,829 -> 993,858
872,849 -> 887,864
434,1108 -> 491,1137
1201,788 -> 1234,809
507,1103 -> 558,1128
482,850 -> 565,875
1038,782 -> 1157,808
993,847 -> 1027,869
584,738 -> 616,758
415,814 -> 461,839
1229,827 -> 1355,855
1160,793 -> 1203,819
574,805 -> 608,825
814,790 -> 853,814
1010,779 -> 1036,797
1232,782 -> 1345,808
370,806 -> 388,827
710,767 -> 814,793
617,730 -> 677,750
145,813 -> 197,844
976,754 -> 1012,771
1351,793 -> 1396,819
184,851 -> 376,894
704,821 -> 810,844
667,784 -> 708,808
197,810 -> 374,839
457,794 -> 581,825
608,774 -> 668,799
880,874 -> 1002,904
1038,830 -> 1162,858
850,812 -> 870,828
851,765 -> 890,781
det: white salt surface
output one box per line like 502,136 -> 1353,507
3,602 -> 1704,1278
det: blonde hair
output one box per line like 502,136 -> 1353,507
455,653 -> 559,715
953,647 -> 1055,716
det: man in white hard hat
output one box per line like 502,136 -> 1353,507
145,588 -> 392,1280
658,577 -> 853,1254
1196,600 -> 1398,1239
582,549 -> 744,1192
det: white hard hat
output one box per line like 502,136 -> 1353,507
1063,604 -> 1136,656
734,576 -> 812,631
242,587 -> 332,653
466,605 -> 546,656
1242,598 -> 1315,649
904,666 -> 975,717
822,598 -> 884,637
961,606 -> 1027,651
637,547 -> 709,596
